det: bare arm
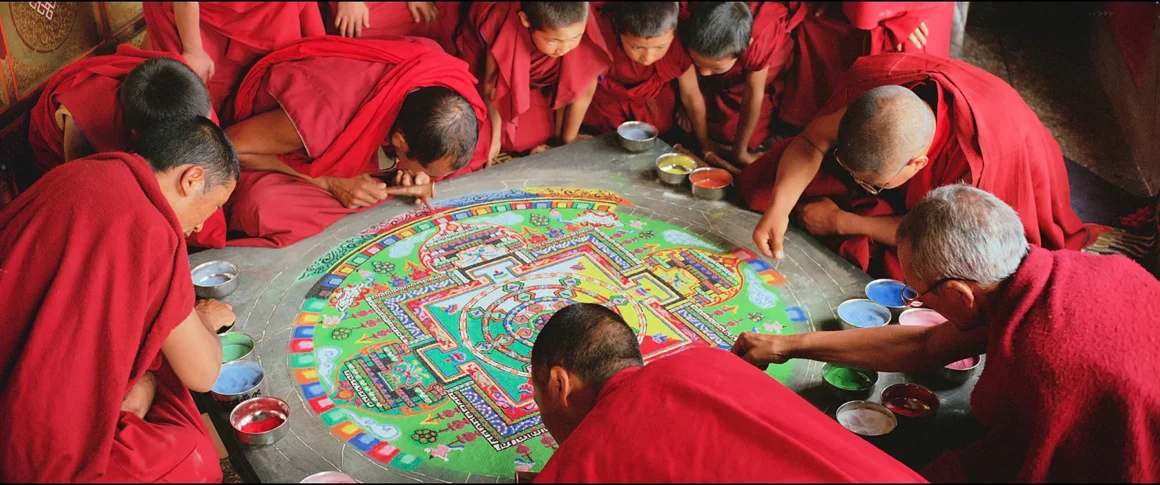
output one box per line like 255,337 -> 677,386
732,67 -> 769,165
482,53 -> 503,160
61,115 -> 93,163
173,2 -> 202,51
224,108 -> 310,181
838,213 -> 904,246
558,78 -> 598,144
161,308 -> 224,393
676,66 -> 712,152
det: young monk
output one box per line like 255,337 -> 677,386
0,118 -> 239,482
679,2 -> 807,166
779,2 -> 955,128
324,2 -> 462,53
734,185 -> 1160,482
142,2 -> 326,116
531,303 -> 927,482
222,36 -> 488,249
456,2 -> 611,164
744,53 -> 1086,280
582,2 -> 710,146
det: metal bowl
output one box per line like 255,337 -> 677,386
836,400 -> 898,437
300,471 -> 360,483
836,298 -> 892,331
192,260 -> 239,299
822,363 -> 878,401
865,278 -> 917,320
688,167 -> 733,201
880,383 -> 940,419
230,396 -> 289,446
211,360 -> 265,408
655,153 -> 697,185
616,121 -> 658,153
898,308 -> 948,327
935,355 -> 982,385
219,332 -> 256,363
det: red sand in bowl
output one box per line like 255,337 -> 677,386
240,415 -> 285,433
690,169 -> 732,189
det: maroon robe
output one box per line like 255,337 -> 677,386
324,2 -> 463,54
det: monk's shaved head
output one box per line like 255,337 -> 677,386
532,303 -> 643,391
836,85 -> 936,176
134,116 -> 239,190
119,57 -> 212,133
682,2 -> 752,59
521,2 -> 589,30
394,86 -> 479,171
612,2 -> 680,38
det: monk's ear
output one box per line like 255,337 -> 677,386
548,366 -> 573,407
908,155 -> 930,172
391,131 -> 409,154
518,11 -> 531,29
942,280 -> 976,311
179,165 -> 207,197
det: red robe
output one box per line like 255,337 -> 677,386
0,153 -> 219,482
324,2 -> 463,54
535,348 -> 926,483
697,2 -> 806,150
142,2 -> 326,118
582,5 -> 692,134
220,36 -> 489,248
739,53 -> 1087,279
456,2 -> 611,153
924,248 -> 1160,482
779,2 -> 955,128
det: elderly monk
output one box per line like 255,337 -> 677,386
221,36 -> 487,249
457,2 -> 611,165
0,117 -> 239,482
743,53 -> 1086,280
142,2 -> 326,116
779,2 -> 955,128
324,2 -> 462,53
679,2 -> 807,166
531,303 -> 928,483
733,185 -> 1160,482
582,2 -> 707,144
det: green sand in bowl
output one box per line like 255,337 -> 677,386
222,344 -> 252,362
823,364 -> 877,391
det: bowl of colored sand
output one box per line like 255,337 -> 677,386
935,355 -> 982,385
822,363 -> 879,401
617,121 -> 659,153
655,153 -> 697,186
192,260 -> 239,299
880,383 -> 940,419
300,471 -> 360,483
898,308 -> 948,327
230,396 -> 289,446
865,279 -> 917,318
219,332 -> 255,363
836,400 -> 898,438
689,167 -> 733,201
836,298 -> 892,331
211,360 -> 265,407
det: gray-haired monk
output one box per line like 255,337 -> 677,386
732,184 -> 1160,482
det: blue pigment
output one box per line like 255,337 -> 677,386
838,300 -> 890,328
213,363 -> 263,394
866,280 -> 912,308
621,128 -> 653,141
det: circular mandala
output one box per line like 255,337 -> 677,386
10,3 -> 79,54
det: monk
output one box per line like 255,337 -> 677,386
744,53 -> 1086,280
0,117 -> 239,482
530,303 -> 927,483
324,2 -> 462,54
222,36 -> 488,249
679,2 -> 807,165
142,2 -> 326,116
779,2 -> 955,128
456,2 -> 611,165
734,185 -> 1160,482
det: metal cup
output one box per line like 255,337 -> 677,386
211,361 -> 266,409
655,153 -> 697,185
192,260 -> 239,299
230,396 -> 290,446
617,121 -> 658,153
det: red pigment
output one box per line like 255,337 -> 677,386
690,169 -> 733,189
884,397 -> 935,418
240,416 -> 284,433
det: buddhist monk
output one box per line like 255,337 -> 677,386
456,2 -> 611,165
142,2 -> 326,116
734,185 -> 1160,482
0,117 -> 239,482
582,2 -> 709,147
744,53 -> 1086,280
779,2 -> 955,128
221,36 -> 487,249
324,2 -> 462,53
679,2 -> 807,166
530,303 -> 927,482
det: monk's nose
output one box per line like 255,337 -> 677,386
698,66 -> 714,76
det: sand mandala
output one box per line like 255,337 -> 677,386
287,188 -> 806,479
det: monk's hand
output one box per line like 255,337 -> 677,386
730,332 -> 791,370
753,209 -> 789,260
182,48 -> 215,85
529,144 -> 551,155
796,197 -> 846,236
900,21 -> 929,51
408,2 -> 439,25
735,149 -> 765,167
335,2 -> 371,37
393,171 -> 435,210
319,174 -> 390,209
195,299 -> 235,333
121,371 -> 157,419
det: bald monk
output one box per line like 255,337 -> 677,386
0,118 -> 239,482
457,2 -> 611,165
222,36 -> 487,249
734,185 -> 1160,482
531,303 -> 927,483
325,2 -> 462,53
779,2 -> 955,128
679,2 -> 807,166
142,2 -> 326,116
744,53 -> 1086,280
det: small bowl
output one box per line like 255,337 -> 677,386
211,360 -> 265,408
219,332 -> 256,363
822,363 -> 878,401
230,396 -> 289,446
192,260 -> 239,299
836,298 -> 892,331
898,308 -> 948,327
617,121 -> 658,153
689,167 -> 733,201
865,279 -> 917,319
880,383 -> 940,419
655,153 -> 697,185
935,355 -> 982,385
836,400 -> 898,437
301,471 -> 359,483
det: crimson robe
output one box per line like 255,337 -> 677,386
142,2 -> 326,117
924,248 -> 1160,482
324,2 -> 463,54
582,5 -> 692,134
0,153 -> 219,482
739,53 -> 1086,279
535,348 -> 926,483
779,2 -> 954,128
456,2 -> 611,153
219,36 -> 489,248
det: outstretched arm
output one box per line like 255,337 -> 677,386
162,300 -> 232,393
676,66 -> 713,155
173,2 -> 214,83
481,53 -> 504,163
732,66 -> 770,165
558,78 -> 599,145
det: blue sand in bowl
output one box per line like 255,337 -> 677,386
838,300 -> 890,328
213,362 -> 263,394
866,280 -> 915,308
621,128 -> 654,141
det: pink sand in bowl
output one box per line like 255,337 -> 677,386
945,356 -> 980,371
898,309 -> 948,327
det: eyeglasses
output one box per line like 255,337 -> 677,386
834,149 -> 910,195
901,277 -> 978,308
